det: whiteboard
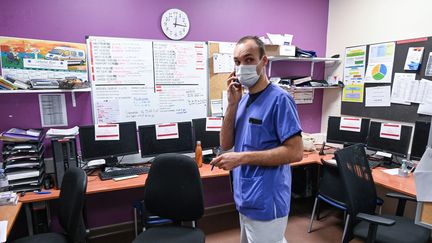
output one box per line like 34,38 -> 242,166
86,36 -> 208,125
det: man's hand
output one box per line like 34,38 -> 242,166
226,71 -> 242,106
210,152 -> 244,171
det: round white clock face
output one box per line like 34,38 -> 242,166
161,8 -> 190,40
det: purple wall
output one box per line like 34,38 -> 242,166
1,0 -> 329,234
0,0 -> 328,134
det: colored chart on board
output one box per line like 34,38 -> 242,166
371,64 -> 387,80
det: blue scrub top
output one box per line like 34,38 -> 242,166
233,83 -> 302,221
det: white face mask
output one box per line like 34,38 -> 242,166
235,60 -> 262,88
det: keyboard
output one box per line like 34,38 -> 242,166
99,167 -> 150,180
368,160 -> 382,169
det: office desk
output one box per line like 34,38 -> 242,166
0,202 -> 22,238
371,167 -> 416,197
14,151 -> 327,236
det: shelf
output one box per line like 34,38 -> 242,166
267,56 -> 340,62
0,88 -> 91,94
278,84 -> 341,90
267,56 -> 341,78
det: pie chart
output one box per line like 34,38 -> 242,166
371,64 -> 387,80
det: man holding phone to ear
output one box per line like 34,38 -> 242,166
210,36 -> 303,242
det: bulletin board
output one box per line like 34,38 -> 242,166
86,36 -> 208,126
341,36 -> 432,123
208,41 -> 235,100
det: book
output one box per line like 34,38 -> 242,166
292,76 -> 312,85
4,75 -> 30,89
1,128 -> 42,141
0,77 -> 18,90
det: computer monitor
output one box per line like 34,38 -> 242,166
192,118 -> 220,151
366,121 -> 412,158
139,121 -> 194,158
410,121 -> 431,160
326,116 -> 370,146
79,121 -> 138,166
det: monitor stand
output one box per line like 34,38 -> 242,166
105,157 -> 119,167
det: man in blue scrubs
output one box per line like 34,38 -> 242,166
211,36 -> 303,243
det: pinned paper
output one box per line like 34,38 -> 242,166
155,123 -> 179,140
95,124 -> 119,141
210,99 -> 223,117
340,117 -> 362,132
404,47 -> 424,71
206,117 -> 223,131
380,123 -> 401,140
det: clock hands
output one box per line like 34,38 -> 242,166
174,23 -> 187,27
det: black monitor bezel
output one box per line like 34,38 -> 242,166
366,121 -> 412,158
326,116 -> 371,146
78,121 -> 139,162
138,121 -> 194,158
192,118 -> 220,150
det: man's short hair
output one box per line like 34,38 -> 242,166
236,36 -> 266,58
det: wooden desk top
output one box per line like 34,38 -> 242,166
372,167 -> 416,197
19,151 -> 326,203
0,202 -> 22,237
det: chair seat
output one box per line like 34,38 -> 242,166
133,226 -> 205,243
354,214 -> 431,243
12,233 -> 68,243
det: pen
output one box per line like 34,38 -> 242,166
33,190 -> 51,194
211,146 -> 222,171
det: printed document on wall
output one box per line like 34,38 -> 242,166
213,53 -> 234,73
425,52 -> 432,77
364,42 -> 395,83
365,86 -> 391,107
418,79 -> 432,115
404,47 -> 424,71
38,94 -> 68,127
342,84 -> 364,103
390,73 -> 416,105
343,45 -> 366,85
0,37 -> 88,82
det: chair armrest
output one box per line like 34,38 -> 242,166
385,192 -> 416,202
356,213 -> 395,226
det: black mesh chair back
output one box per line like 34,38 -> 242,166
144,153 -> 204,221
58,167 -> 88,242
334,144 -> 376,218
319,160 -> 345,204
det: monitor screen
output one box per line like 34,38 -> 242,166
366,121 -> 412,158
79,121 -> 138,164
410,121 -> 431,160
192,118 -> 220,150
139,121 -> 194,158
326,116 -> 370,146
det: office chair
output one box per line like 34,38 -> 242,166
334,144 -> 430,243
133,153 -> 205,243
308,159 -> 347,233
13,167 -> 88,243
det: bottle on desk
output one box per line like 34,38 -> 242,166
195,141 -> 203,168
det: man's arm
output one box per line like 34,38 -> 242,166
220,103 -> 237,150
211,135 -> 303,170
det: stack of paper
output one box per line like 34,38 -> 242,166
0,128 -> 43,142
0,191 -> 18,206
2,131 -> 46,192
46,126 -> 79,138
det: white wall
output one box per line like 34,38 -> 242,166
322,0 -> 432,132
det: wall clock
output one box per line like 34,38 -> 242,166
161,8 -> 190,40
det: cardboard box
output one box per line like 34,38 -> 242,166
264,44 -> 296,57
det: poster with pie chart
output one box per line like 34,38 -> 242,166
364,42 -> 395,83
